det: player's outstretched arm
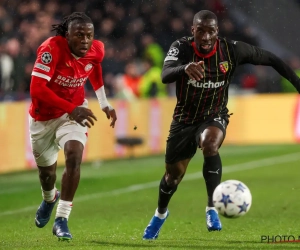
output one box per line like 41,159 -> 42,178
234,41 -> 300,93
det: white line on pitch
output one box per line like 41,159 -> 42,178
0,152 -> 299,216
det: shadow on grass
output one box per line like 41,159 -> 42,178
89,240 -> 240,249
89,240 -> 300,249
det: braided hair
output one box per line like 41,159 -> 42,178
51,12 -> 93,37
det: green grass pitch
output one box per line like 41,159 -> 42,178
1,144 -> 300,249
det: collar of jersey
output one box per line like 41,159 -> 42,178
71,53 -> 81,60
191,39 -> 218,58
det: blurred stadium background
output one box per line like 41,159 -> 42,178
1,0 -> 300,101
1,0 -> 300,173
1,1 -> 300,249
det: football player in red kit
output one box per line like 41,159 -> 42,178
29,12 -> 117,241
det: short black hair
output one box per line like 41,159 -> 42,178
193,10 -> 218,25
51,12 -> 93,37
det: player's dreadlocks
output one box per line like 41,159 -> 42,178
51,12 -> 93,37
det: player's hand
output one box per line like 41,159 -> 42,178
69,107 -> 97,128
102,106 -> 117,128
185,61 -> 204,81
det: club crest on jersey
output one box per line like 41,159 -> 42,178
41,52 -> 52,64
85,63 -> 93,72
219,61 -> 228,74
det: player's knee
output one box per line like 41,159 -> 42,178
39,168 -> 55,183
201,139 -> 219,156
64,150 -> 82,168
165,171 -> 185,186
165,176 -> 180,186
165,162 -> 187,186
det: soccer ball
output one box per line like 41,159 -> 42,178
213,180 -> 252,218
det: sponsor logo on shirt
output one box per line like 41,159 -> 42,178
84,63 -> 93,72
187,79 -> 225,88
54,75 -> 88,87
34,63 -> 50,72
41,52 -> 52,64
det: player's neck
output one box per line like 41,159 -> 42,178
71,53 -> 81,60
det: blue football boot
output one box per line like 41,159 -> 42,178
143,210 -> 169,240
52,217 -> 73,241
35,191 -> 60,228
206,208 -> 222,231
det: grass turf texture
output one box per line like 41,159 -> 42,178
1,144 -> 300,249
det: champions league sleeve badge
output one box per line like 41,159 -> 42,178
41,52 -> 52,64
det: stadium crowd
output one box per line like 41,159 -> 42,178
0,0 -> 298,101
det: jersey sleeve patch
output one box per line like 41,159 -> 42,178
32,39 -> 58,79
164,47 -> 180,62
164,56 -> 179,62
167,47 -> 179,57
41,52 -> 52,64
34,63 -> 50,72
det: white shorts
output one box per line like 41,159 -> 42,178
29,99 -> 88,167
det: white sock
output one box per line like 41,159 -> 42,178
155,208 -> 168,219
55,200 -> 73,220
42,187 -> 57,203
206,206 -> 218,213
